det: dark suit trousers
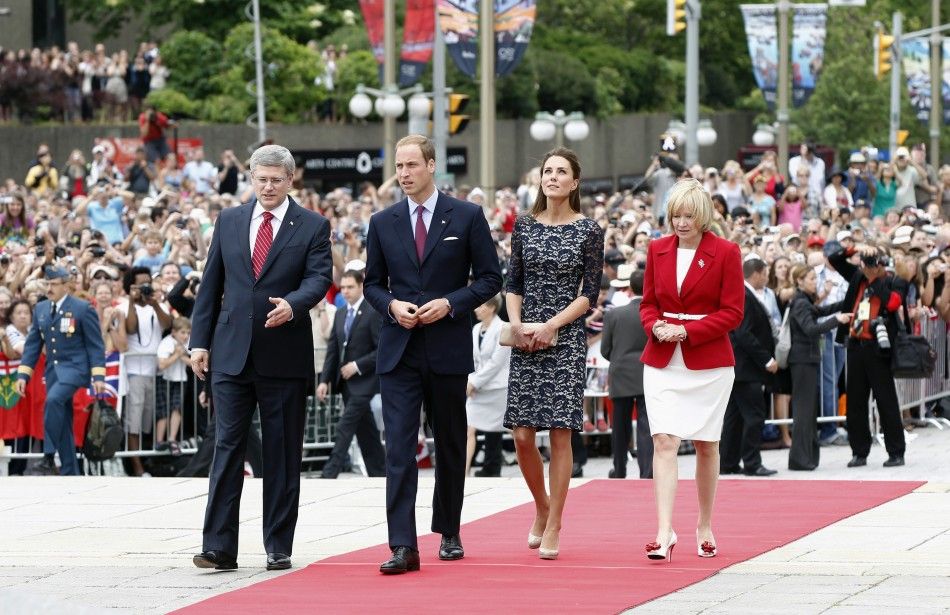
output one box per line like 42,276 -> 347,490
721,382 -> 767,472
611,396 -> 653,478
44,371 -> 81,476
846,343 -> 905,458
379,330 -> 467,549
789,363 -> 821,470
325,387 -> 386,477
203,357 -> 307,557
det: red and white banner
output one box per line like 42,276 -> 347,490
399,0 -> 436,87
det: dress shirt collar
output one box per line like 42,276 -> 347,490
52,295 -> 67,314
745,281 -> 768,303
252,197 -> 290,223
347,296 -> 364,313
407,190 -> 438,217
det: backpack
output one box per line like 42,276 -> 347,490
775,307 -> 792,369
83,399 -> 124,461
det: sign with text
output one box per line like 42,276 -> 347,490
295,147 -> 468,181
93,137 -> 203,171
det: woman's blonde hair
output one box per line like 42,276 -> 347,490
790,264 -> 812,288
665,178 -> 713,232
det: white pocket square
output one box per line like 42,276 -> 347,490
443,236 -> 459,241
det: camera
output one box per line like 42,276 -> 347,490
0,254 -> 9,265
91,230 -> 105,241
189,278 -> 200,293
54,245 -> 67,258
861,253 -> 888,268
139,283 -> 153,298
34,237 -> 45,247
90,246 -> 106,258
872,317 -> 890,350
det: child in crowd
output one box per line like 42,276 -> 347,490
134,229 -> 166,275
155,316 -> 190,455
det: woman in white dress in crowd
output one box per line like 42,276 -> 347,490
464,295 -> 511,476
639,179 -> 745,562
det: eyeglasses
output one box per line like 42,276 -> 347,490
253,176 -> 288,187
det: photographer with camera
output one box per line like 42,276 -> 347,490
139,103 -> 174,164
24,150 -> 59,197
120,266 -> 173,476
828,243 -> 907,468
73,184 -> 133,246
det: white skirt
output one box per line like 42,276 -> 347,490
466,387 -> 508,433
643,344 -> 735,441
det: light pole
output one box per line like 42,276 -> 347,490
529,110 -> 590,148
348,83 -> 424,175
776,0 -> 790,178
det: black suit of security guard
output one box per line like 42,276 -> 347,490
721,275 -> 778,477
601,271 -> 652,479
318,274 -> 386,478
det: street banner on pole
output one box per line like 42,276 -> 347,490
399,0 -> 436,87
945,40 -> 950,125
494,0 -> 536,77
791,3 -> 827,107
358,0 -> 385,85
439,0 -> 479,78
741,4 -> 778,111
901,38 -> 932,125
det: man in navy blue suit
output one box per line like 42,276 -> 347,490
189,144 -> 332,571
364,135 -> 502,574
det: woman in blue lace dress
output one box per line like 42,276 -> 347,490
505,147 -> 604,560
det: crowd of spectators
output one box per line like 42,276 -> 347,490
0,132 -> 948,476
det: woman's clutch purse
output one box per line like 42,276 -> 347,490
499,323 -> 558,348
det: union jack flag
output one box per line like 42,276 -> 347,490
87,351 -> 121,400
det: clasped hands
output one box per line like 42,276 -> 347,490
391,298 -> 450,329
512,322 -> 557,352
652,319 -> 687,343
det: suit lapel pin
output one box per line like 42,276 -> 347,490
442,219 -> 446,224
289,221 -> 294,226
698,259 -> 705,269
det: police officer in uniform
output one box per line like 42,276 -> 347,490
16,267 -> 107,475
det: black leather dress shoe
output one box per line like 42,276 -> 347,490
883,455 -> 905,467
571,462 -> 584,478
847,456 -> 867,468
474,468 -> 501,477
744,465 -> 778,476
438,534 -> 464,560
608,469 -> 626,479
380,546 -> 420,574
720,466 -> 742,475
266,552 -> 291,570
193,551 -> 238,570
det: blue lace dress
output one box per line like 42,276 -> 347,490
504,215 -> 604,431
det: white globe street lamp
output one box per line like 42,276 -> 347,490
348,92 -> 373,118
564,119 -> 590,142
529,119 -> 557,142
530,110 -> 589,147
752,124 -> 776,147
407,94 -> 431,119
696,119 -> 718,147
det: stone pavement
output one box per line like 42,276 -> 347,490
0,426 -> 947,614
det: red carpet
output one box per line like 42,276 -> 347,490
174,480 -> 921,615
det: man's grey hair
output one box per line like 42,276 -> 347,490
249,145 -> 295,178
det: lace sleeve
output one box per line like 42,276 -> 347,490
505,216 -> 526,295
581,220 -> 605,306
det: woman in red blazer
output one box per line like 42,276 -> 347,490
639,178 -> 744,562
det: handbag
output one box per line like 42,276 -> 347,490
83,398 -> 124,461
499,322 -> 558,348
774,307 -> 792,369
890,303 -> 936,379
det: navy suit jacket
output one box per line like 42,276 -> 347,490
17,294 -> 106,387
730,287 -> 776,383
363,192 -> 503,375
190,197 -> 333,379
320,301 -> 381,398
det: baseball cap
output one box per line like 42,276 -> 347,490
806,235 -> 826,248
344,259 -> 366,272
894,146 -> 910,159
89,264 -> 118,280
782,233 -> 801,247
620,212 -> 637,226
836,230 -> 852,243
848,152 -> 866,164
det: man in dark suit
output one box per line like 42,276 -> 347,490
721,258 -> 778,477
316,269 -> 385,478
601,266 -> 653,479
364,135 -> 502,574
16,267 -> 107,475
189,144 -> 332,571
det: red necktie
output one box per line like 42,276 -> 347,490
252,211 -> 274,279
414,205 -> 427,262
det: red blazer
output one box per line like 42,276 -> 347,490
640,232 -> 744,370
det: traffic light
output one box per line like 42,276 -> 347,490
448,93 -> 469,136
873,27 -> 895,79
667,0 -> 687,36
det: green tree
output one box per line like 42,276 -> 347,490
331,50 -> 382,121
212,23 -> 325,124
159,31 -> 223,101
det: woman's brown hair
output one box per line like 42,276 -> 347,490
530,147 -> 581,217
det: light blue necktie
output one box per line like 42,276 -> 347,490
344,306 -> 356,341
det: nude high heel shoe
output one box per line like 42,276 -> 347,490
528,533 -> 542,549
539,533 -> 559,560
645,530 -> 677,562
696,530 -> 717,558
